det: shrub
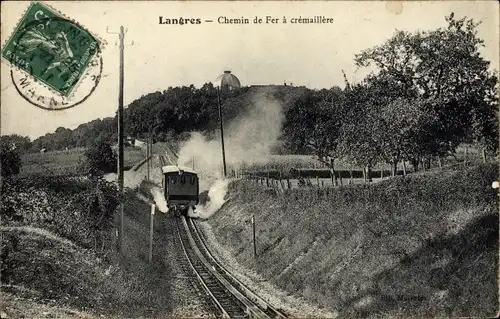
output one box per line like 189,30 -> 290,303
0,143 -> 21,179
84,139 -> 117,177
1,176 -> 120,253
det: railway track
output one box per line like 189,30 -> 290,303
176,216 -> 287,318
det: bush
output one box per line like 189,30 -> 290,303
0,144 -> 21,179
84,139 -> 117,177
1,176 -> 120,252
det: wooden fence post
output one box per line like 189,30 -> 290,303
330,158 -> 338,186
149,204 -> 155,263
463,148 -> 468,167
252,215 -> 257,258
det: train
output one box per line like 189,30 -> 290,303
161,165 -> 199,216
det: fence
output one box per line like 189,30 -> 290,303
242,173 -> 355,194
240,154 -> 495,195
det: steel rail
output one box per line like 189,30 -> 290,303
175,217 -> 231,318
189,219 -> 288,318
179,216 -> 270,318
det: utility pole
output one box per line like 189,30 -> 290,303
107,25 -> 130,255
117,26 -> 125,254
217,86 -> 227,178
215,70 -> 240,178
147,131 -> 151,181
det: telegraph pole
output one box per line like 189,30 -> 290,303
215,70 -> 240,178
118,26 -> 124,191
147,132 -> 151,181
107,25 -> 133,256
217,86 -> 227,178
117,26 -> 125,254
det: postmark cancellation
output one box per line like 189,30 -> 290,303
2,1 -> 103,110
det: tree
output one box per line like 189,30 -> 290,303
0,143 -> 22,183
282,87 -> 344,165
84,139 -> 117,177
377,98 -> 439,175
0,134 -> 32,152
354,13 -> 499,159
337,83 -> 383,173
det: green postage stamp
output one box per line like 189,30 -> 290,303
2,1 -> 101,98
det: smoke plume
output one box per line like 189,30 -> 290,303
188,179 -> 230,219
151,187 -> 169,213
177,88 -> 284,218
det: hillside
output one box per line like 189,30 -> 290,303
20,84 -> 311,154
0,172 -> 179,318
202,164 -> 498,317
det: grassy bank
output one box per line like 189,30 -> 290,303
1,176 -> 174,317
207,163 -> 498,317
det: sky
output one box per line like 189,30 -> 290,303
1,0 -> 499,139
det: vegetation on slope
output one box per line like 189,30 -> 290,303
207,163 -> 498,317
1,173 -> 175,317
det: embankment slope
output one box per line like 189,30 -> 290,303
206,164 -> 498,317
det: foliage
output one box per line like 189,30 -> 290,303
0,142 -> 22,179
30,118 -> 117,152
282,87 -> 344,165
84,139 -> 117,177
125,83 -> 251,139
18,14 -> 498,173
0,134 -> 32,152
1,176 -> 120,251
353,13 -> 499,157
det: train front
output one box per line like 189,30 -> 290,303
162,165 -> 199,215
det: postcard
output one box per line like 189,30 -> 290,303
1,1 -> 498,318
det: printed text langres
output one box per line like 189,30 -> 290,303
158,16 -> 334,25
158,17 -> 202,25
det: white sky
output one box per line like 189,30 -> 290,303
1,0 -> 499,139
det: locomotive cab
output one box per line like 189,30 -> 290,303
162,165 -> 199,216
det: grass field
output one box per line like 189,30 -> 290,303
20,146 -> 147,177
21,148 -> 87,177
237,144 -> 492,179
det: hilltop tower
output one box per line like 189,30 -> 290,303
218,70 -> 241,90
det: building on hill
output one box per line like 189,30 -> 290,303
217,70 -> 241,90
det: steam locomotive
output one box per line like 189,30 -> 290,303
161,165 -> 199,216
